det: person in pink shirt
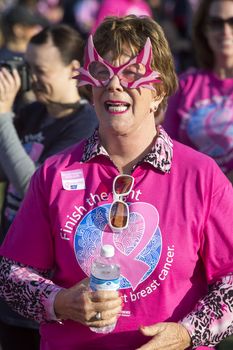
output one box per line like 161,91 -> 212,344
163,0 -> 233,183
0,14 -> 233,350
92,0 -> 152,33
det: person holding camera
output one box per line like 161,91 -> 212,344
0,24 -> 98,350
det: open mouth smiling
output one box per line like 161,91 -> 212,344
104,100 -> 131,113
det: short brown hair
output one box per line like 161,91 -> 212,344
192,0 -> 233,69
30,24 -> 92,100
30,24 -> 84,65
93,15 -> 178,112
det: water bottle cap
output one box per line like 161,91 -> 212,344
100,244 -> 115,258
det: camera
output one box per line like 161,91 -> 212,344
0,57 -> 31,93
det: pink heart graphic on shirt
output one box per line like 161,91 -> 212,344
113,213 -> 145,256
103,202 -> 159,290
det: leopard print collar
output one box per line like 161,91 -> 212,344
81,126 -> 173,173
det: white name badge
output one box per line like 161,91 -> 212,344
61,169 -> 85,190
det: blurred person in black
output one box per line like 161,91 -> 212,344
0,4 -> 49,113
0,4 -> 48,62
148,0 -> 196,73
37,0 -> 65,25
62,0 -> 102,39
0,23 -> 98,350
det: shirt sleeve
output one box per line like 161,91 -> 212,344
0,112 -> 36,196
0,257 -> 63,323
200,173 -> 233,283
180,274 -> 233,348
0,164 -> 55,269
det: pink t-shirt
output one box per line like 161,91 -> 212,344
163,69 -> 233,174
1,139 -> 233,350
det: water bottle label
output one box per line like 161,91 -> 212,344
90,275 -> 120,291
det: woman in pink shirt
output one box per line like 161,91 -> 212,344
164,0 -> 233,183
0,14 -> 233,350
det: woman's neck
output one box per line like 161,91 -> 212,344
214,57 -> 233,78
46,94 -> 81,118
6,40 -> 27,53
100,124 -> 157,174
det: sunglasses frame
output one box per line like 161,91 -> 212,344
88,60 -> 148,86
74,35 -> 161,90
108,174 -> 134,232
206,16 -> 233,30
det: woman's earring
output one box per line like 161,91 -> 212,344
150,103 -> 157,113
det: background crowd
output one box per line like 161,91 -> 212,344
0,0 -> 198,73
0,0 -> 232,350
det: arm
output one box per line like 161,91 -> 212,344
0,257 -> 122,328
180,274 -> 233,348
0,113 -> 36,196
136,275 -> 233,350
0,257 -> 62,323
137,170 -> 233,349
0,67 -> 36,196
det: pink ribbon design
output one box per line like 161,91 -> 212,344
102,202 -> 160,290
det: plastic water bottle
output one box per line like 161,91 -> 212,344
89,244 -> 120,334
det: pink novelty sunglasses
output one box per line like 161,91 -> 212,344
74,35 -> 161,90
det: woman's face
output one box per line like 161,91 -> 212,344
25,39 -> 75,104
205,1 -> 233,61
92,47 -> 160,136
